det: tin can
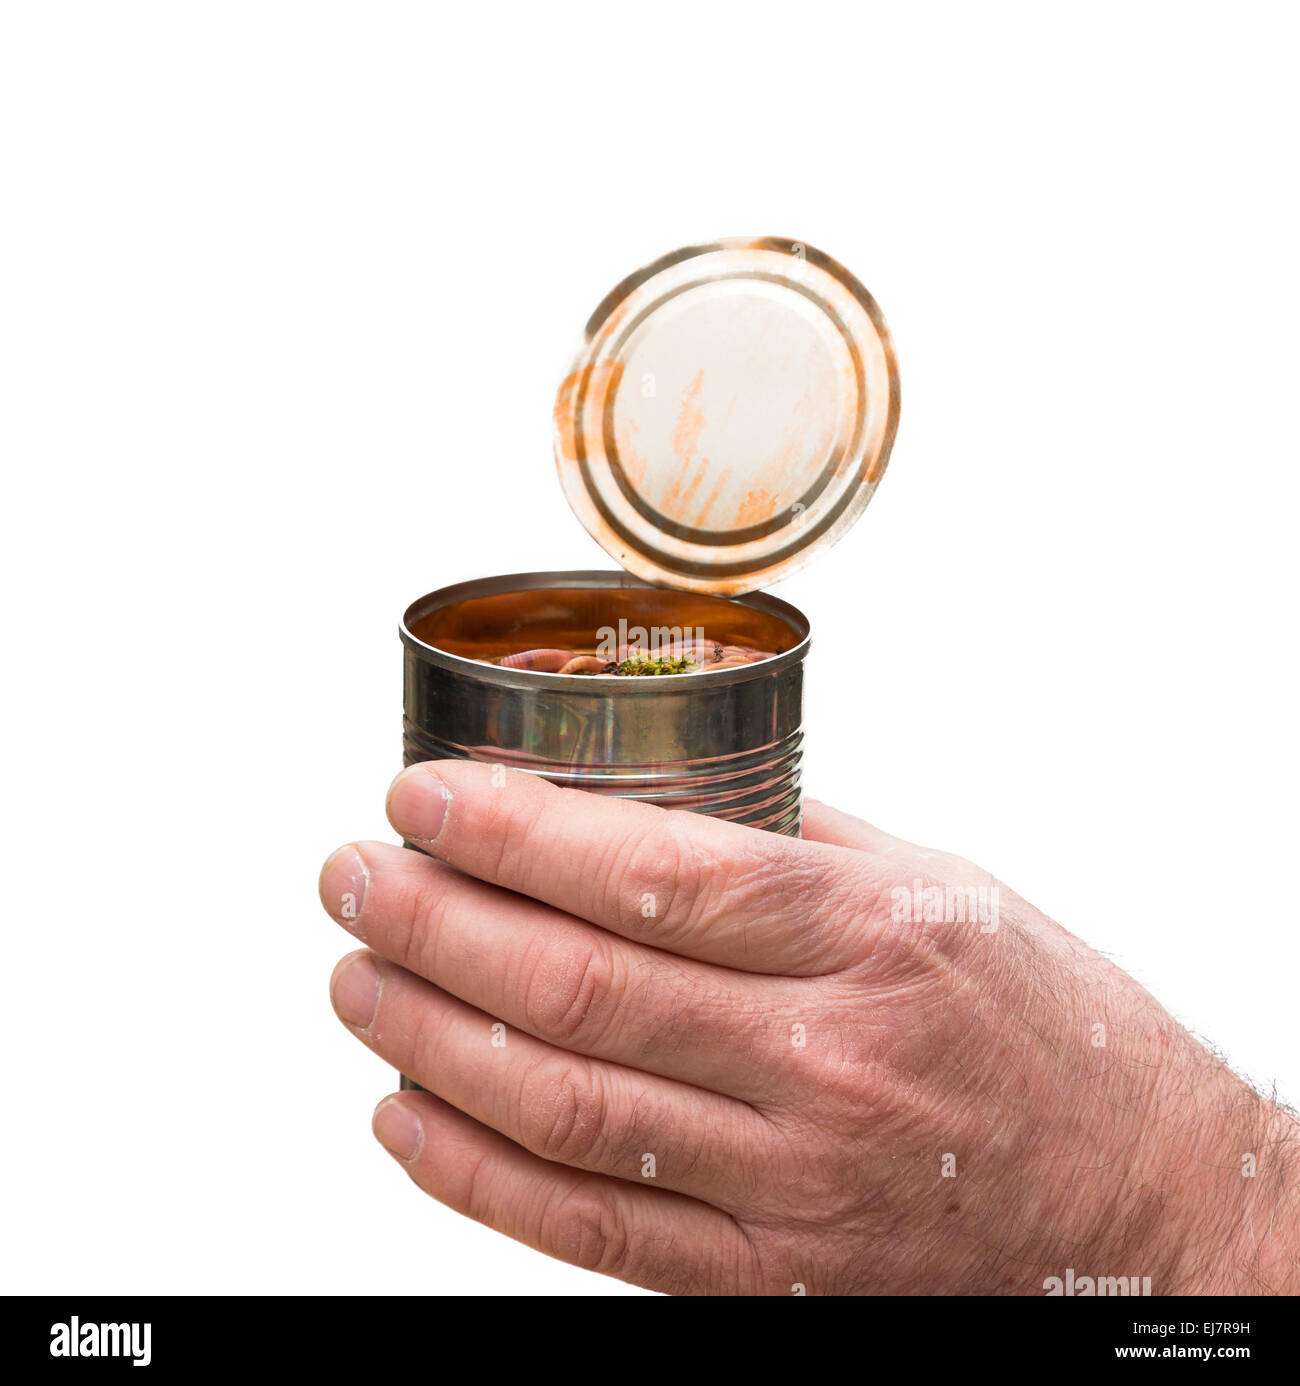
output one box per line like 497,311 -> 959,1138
400,569 -> 810,832
400,237 -> 894,829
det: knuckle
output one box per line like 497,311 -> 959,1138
547,1182 -> 633,1279
519,934 -> 620,1049
730,836 -> 818,911
517,1061 -> 611,1167
613,813 -> 714,941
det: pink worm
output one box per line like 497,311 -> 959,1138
704,650 -> 778,670
556,655 -> 609,675
497,648 -> 575,672
614,640 -> 724,663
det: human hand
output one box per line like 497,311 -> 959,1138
318,762 -> 1300,1295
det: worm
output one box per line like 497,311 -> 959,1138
614,639 -> 724,664
497,648 -> 575,672
556,655 -> 609,675
493,644 -> 778,675
705,650 -> 779,670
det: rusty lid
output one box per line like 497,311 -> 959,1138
553,237 -> 900,595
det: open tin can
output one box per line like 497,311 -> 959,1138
400,234 -> 900,824
402,570 -> 811,832
396,241 -> 898,1091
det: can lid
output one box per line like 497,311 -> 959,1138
553,237 -> 900,595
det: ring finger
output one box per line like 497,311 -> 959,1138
330,948 -> 771,1211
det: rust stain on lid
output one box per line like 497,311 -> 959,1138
671,369 -> 708,469
553,237 -> 901,595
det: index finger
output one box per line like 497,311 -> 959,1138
385,760 -> 876,975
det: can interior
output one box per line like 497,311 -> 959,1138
409,582 -> 803,665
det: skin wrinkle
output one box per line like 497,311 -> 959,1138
533,1059 -> 625,1176
730,1218 -> 764,1293
586,818 -> 640,928
771,864 -> 872,975
695,852 -> 777,927
627,949 -> 790,1103
402,969 -> 459,1080
544,1179 -> 632,1281
635,980 -> 720,1062
518,928 -> 617,1051
776,847 -> 890,970
524,1057 -> 587,1165
615,813 -> 714,956
623,1085 -> 716,1195
509,1009 -> 768,1202
409,865 -> 466,986
455,1141 -> 495,1226
488,788 -> 550,891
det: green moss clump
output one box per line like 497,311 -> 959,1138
614,655 -> 696,677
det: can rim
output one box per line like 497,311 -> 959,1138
400,569 -> 810,693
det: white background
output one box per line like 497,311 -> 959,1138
2,2 -> 1296,1295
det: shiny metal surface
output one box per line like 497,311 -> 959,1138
400,570 -> 810,835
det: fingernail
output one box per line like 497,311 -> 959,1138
374,1097 -> 424,1162
320,845 -> 369,936
331,952 -> 381,1029
387,764 -> 450,845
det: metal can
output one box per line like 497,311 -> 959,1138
400,569 -> 810,833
